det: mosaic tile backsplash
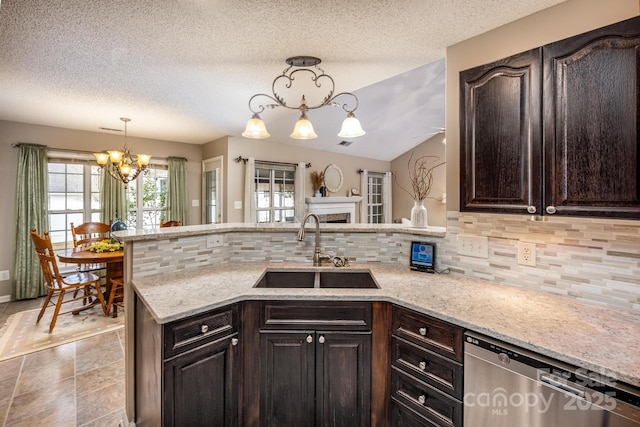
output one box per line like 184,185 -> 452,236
131,212 -> 640,312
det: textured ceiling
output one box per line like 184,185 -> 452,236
0,0 -> 564,160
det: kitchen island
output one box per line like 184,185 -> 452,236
119,223 -> 640,425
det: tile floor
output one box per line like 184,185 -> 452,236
0,298 -> 126,427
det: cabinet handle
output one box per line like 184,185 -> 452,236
527,205 -> 536,214
306,335 -> 313,343
418,361 -> 428,370
418,327 -> 428,336
318,335 -> 325,344
231,338 -> 239,346
418,394 -> 427,405
200,324 -> 209,334
546,205 -> 557,214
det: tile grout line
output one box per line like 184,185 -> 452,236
3,355 -> 26,427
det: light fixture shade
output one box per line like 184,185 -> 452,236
338,112 -> 366,138
137,154 -> 151,166
108,150 -> 124,163
120,163 -> 132,176
290,114 -> 318,139
94,152 -> 109,166
242,113 -> 270,139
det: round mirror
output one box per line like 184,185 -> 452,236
323,163 -> 343,193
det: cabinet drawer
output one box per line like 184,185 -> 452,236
260,301 -> 372,331
392,336 -> 463,399
164,305 -> 238,358
392,306 -> 463,362
391,400 -> 440,427
391,367 -> 462,427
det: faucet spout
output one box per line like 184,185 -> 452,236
298,213 -> 325,266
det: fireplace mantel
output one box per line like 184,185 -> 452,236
305,196 -> 363,223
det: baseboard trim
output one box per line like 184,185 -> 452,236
0,295 -> 11,304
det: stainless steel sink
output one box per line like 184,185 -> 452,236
254,269 -> 379,289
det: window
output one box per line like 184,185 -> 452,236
367,173 -> 384,224
255,163 -> 295,223
47,161 -> 101,251
126,167 -> 168,229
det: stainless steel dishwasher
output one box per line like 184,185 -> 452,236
464,332 -> 640,426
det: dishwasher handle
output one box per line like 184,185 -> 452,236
540,375 -> 585,398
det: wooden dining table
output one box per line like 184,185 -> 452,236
57,246 -> 124,313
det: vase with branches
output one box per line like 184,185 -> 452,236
395,153 -> 445,227
310,170 -> 325,196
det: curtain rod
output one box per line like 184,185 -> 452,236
234,156 -> 311,168
357,169 -> 390,175
12,143 -> 169,163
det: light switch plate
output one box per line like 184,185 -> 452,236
457,235 -> 489,258
191,199 -> 200,207
234,201 -> 242,209
0,270 -> 9,281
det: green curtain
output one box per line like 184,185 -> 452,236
167,157 -> 189,225
14,144 -> 48,300
100,160 -> 128,225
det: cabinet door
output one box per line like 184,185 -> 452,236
164,334 -> 239,427
260,331 -> 316,427
543,16 -> 640,218
460,48 -> 542,214
316,332 -> 371,427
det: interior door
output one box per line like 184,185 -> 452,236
203,156 -> 223,223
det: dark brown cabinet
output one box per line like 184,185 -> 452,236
461,16 -> 640,219
257,301 -> 372,427
390,306 -> 464,427
135,297 -> 240,427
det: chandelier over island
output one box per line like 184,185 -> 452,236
94,117 -> 151,186
242,56 -> 366,140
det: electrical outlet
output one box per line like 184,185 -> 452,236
457,235 -> 489,258
517,242 -> 536,266
0,270 -> 8,281
206,235 -> 224,248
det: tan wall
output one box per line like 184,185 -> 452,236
0,120 -> 203,299
391,133 -> 446,226
445,0 -> 640,211
223,137 -> 391,223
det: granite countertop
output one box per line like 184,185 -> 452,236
132,262 -> 640,388
115,222 -> 447,242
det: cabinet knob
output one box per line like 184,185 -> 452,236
200,324 -> 209,334
306,335 -> 313,343
318,335 -> 325,344
418,361 -> 428,370
231,338 -> 239,346
418,327 -> 427,336
546,205 -> 557,214
527,205 -> 536,214
418,394 -> 427,405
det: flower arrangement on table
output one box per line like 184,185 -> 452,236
88,240 -> 124,252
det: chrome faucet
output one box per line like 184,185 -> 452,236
297,213 -> 331,266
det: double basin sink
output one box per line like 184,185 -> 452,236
254,268 -> 379,289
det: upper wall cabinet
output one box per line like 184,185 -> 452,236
460,16 -> 640,219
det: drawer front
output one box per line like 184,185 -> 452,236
392,306 -> 463,362
392,336 -> 463,399
391,367 -> 462,427
261,301 -> 372,331
164,304 -> 238,358
391,400 -> 439,427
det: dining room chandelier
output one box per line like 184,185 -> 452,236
242,56 -> 366,140
94,117 -> 151,186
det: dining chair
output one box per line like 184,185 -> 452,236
105,277 -> 124,318
160,220 -> 182,227
30,229 -> 107,333
70,221 -> 111,303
